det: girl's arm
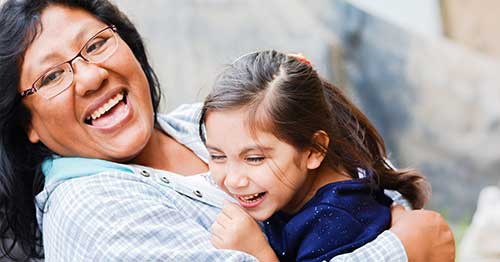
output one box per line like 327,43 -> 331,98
211,201 -> 279,262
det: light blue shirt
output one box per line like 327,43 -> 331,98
36,103 -> 407,261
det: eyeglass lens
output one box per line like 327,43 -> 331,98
34,27 -> 118,99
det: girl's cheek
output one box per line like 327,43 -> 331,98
210,167 -> 225,187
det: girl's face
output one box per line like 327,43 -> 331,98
19,5 -> 155,161
205,108 -> 317,221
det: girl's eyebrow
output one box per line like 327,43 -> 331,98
239,146 -> 274,157
205,145 -> 274,155
205,145 -> 223,152
240,146 -> 272,153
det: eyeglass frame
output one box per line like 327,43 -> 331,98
20,24 -> 118,99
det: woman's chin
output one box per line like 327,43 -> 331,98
98,130 -> 152,162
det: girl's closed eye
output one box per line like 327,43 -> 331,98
210,154 -> 227,162
245,155 -> 265,165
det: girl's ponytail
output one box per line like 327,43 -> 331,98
321,80 -> 430,208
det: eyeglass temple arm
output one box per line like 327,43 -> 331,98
20,86 -> 37,97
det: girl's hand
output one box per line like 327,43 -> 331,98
390,205 -> 455,262
211,201 -> 278,262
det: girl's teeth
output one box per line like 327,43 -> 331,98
240,193 -> 264,201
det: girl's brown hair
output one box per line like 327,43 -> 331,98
200,50 -> 429,209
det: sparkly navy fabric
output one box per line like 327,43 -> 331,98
264,179 -> 393,262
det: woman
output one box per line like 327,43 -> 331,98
0,0 -> 454,261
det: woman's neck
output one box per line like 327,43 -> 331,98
131,128 -> 208,176
282,165 -> 350,214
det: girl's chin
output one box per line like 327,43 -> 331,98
247,208 -> 274,222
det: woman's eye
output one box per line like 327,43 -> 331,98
246,156 -> 265,163
86,38 -> 108,54
40,68 -> 65,87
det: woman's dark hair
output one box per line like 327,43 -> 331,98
200,50 -> 429,210
0,0 -> 162,259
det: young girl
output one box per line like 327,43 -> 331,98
199,50 -> 429,262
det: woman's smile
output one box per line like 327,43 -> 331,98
84,90 -> 133,133
19,5 -> 155,161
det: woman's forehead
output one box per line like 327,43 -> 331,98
21,5 -> 106,82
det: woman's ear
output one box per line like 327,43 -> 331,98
306,130 -> 329,170
27,126 -> 40,143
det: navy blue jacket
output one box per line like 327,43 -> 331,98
264,179 -> 393,262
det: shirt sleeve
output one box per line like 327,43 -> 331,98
40,173 -> 257,262
327,231 -> 408,262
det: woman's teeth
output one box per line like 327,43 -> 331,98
86,92 -> 124,122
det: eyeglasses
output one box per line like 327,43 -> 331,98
20,25 -> 118,99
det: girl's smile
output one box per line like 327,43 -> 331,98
205,108 -> 320,221
234,192 -> 267,209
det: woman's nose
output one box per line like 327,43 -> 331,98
72,58 -> 109,97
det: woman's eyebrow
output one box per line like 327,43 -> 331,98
33,22 -> 102,69
36,52 -> 59,69
24,52 -> 58,83
27,25 -> 94,78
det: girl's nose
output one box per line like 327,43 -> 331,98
224,163 -> 249,190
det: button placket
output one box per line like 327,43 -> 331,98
193,190 -> 203,198
140,169 -> 150,177
161,176 -> 170,184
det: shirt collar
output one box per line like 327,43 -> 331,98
42,156 -> 135,186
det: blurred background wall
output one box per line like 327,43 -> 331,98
112,0 -> 500,248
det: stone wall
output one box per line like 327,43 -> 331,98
115,0 -> 340,112
324,1 -> 500,222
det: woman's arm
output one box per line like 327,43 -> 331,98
390,206 -> 456,262
327,230 -> 407,262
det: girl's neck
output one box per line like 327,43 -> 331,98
131,128 -> 208,176
282,165 -> 350,214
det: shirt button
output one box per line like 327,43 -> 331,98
193,190 -> 203,198
140,170 -> 150,177
161,176 -> 170,184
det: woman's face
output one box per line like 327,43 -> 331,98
19,5 -> 155,161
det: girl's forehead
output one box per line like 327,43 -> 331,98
206,109 -> 286,149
